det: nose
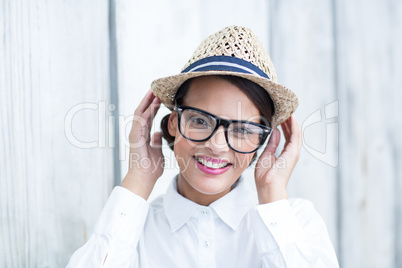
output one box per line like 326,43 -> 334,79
203,126 -> 230,154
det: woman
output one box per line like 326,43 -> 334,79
68,26 -> 339,267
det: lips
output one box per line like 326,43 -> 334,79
195,156 -> 231,168
194,156 -> 232,175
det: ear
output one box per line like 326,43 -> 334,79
168,111 -> 178,137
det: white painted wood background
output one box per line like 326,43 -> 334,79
1,0 -> 401,267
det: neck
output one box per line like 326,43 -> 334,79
176,174 -> 231,206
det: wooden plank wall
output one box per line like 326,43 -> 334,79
0,0 -> 401,267
335,1 -> 402,267
267,0 -> 339,255
0,0 -> 114,267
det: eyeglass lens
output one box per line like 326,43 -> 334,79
179,108 -> 265,153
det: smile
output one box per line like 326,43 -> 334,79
195,156 -> 231,169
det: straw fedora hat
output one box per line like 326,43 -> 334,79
151,25 -> 298,128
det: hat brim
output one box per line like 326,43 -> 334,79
151,70 -> 298,128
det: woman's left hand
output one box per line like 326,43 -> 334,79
254,115 -> 302,204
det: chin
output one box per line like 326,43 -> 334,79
177,153 -> 244,201
188,173 -> 233,195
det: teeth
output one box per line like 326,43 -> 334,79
196,157 -> 229,169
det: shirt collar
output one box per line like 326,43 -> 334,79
164,175 -> 257,233
164,176 -> 200,233
209,176 -> 257,231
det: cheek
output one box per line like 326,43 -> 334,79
173,136 -> 198,172
173,134 -> 194,159
173,129 -> 204,153
234,153 -> 254,169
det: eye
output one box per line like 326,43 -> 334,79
189,116 -> 211,128
230,123 -> 263,139
191,117 -> 207,125
233,127 -> 252,135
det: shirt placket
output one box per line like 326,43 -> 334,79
198,207 -> 215,268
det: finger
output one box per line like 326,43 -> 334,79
150,97 -> 161,124
261,128 -> 280,157
256,129 -> 280,173
281,116 -> 292,142
151,131 -> 163,148
128,97 -> 160,146
141,98 -> 161,145
143,97 -> 161,127
278,116 -> 302,162
135,89 -> 155,115
282,116 -> 299,149
287,116 -> 301,148
291,116 -> 303,150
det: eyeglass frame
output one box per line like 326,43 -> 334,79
173,105 -> 272,154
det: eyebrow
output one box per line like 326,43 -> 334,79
179,105 -> 263,124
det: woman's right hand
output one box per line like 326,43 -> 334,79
121,90 -> 164,200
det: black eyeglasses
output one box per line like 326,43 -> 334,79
173,105 -> 271,154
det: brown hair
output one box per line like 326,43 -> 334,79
160,75 -> 274,160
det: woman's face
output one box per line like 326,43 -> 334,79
168,76 -> 261,205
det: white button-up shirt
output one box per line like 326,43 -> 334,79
67,176 -> 339,267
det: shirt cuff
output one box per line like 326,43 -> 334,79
256,199 -> 307,249
94,186 -> 149,248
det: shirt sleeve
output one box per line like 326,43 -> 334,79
250,198 -> 339,268
66,186 -> 149,268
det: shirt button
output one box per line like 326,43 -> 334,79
120,211 -> 127,217
203,240 -> 209,248
270,221 -> 277,226
201,210 -> 209,216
